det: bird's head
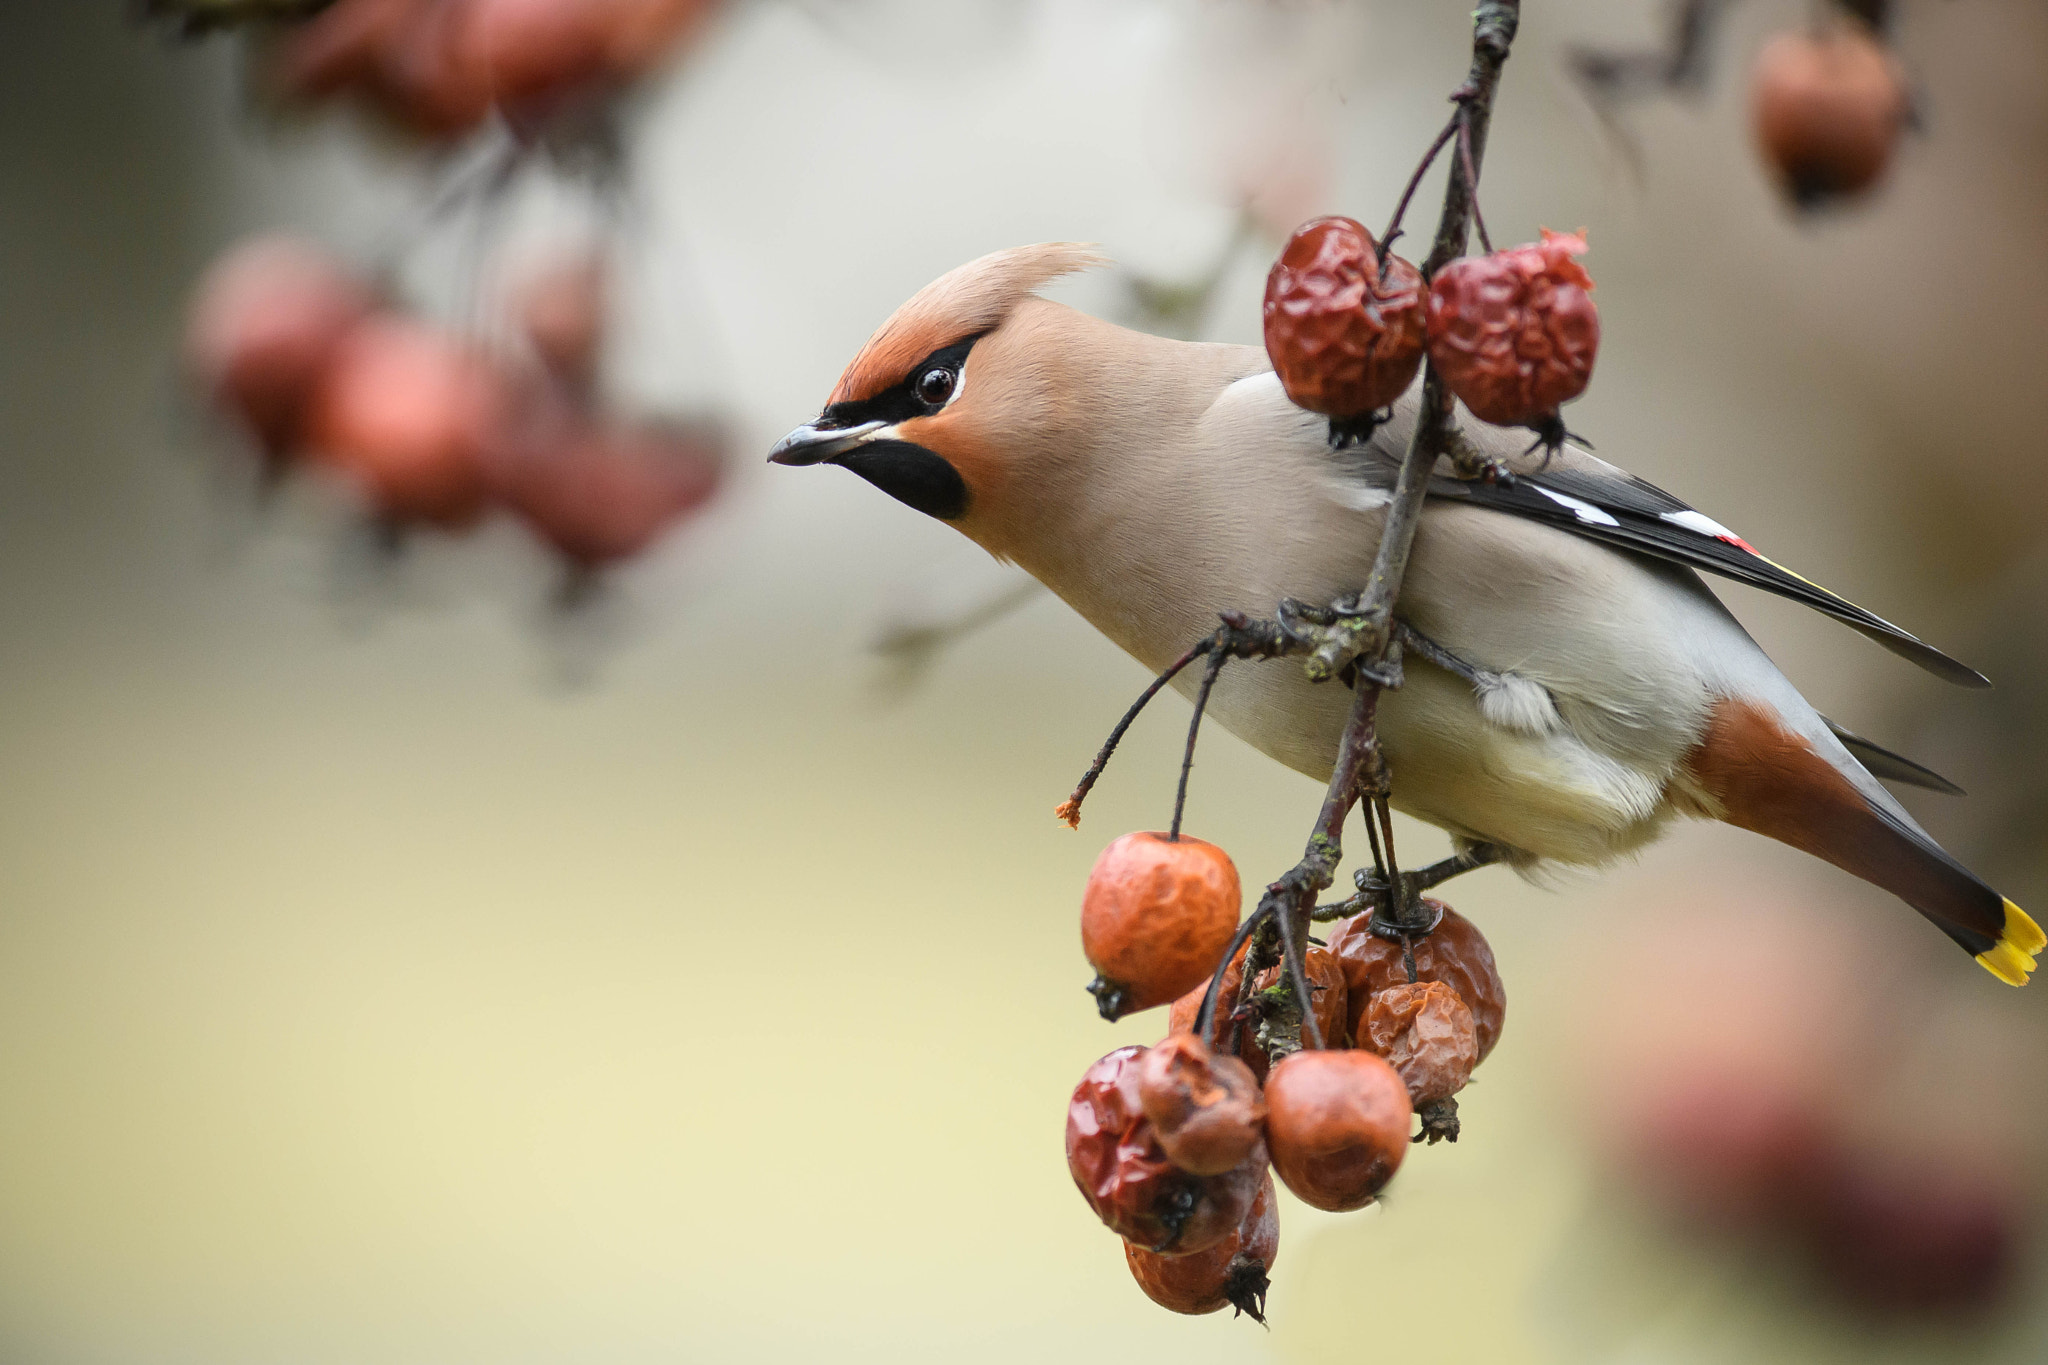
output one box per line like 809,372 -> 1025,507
769,242 -> 1110,554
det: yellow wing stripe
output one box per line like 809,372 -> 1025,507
1975,900 -> 2045,986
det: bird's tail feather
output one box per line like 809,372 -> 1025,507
1688,697 -> 2040,985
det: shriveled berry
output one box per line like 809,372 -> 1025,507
1752,26 -> 1908,208
1124,1170 -> 1278,1321
1425,230 -> 1598,438
1263,216 -> 1426,420
185,235 -> 373,460
1249,943 -> 1349,1066
1361,979 -> 1478,1106
305,316 -> 506,529
1083,832 -> 1241,1021
1326,901 -> 1505,1063
1066,1047 -> 1264,1254
1264,1049 -> 1410,1212
1137,1033 -> 1267,1177
502,420 -> 723,569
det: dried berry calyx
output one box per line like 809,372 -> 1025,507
1123,1171 -> 1279,1321
1361,979 -> 1478,1107
1751,24 -> 1909,207
1066,1046 -> 1265,1255
1137,1034 -> 1268,1177
1083,832 -> 1242,1021
1263,1049 -> 1411,1212
1425,229 -> 1598,443
1326,901 -> 1505,1063
1263,216 -> 1426,430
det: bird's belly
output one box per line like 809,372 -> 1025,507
1200,657 -> 1683,868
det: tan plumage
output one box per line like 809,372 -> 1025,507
772,244 -> 2042,985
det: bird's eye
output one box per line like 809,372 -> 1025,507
916,367 -> 956,406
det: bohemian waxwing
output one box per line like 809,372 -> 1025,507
770,243 -> 2042,986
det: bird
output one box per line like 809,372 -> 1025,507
769,242 -> 2042,986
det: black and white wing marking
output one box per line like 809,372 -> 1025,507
1335,435 -> 1990,688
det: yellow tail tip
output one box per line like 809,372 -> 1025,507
1975,900 -> 2044,986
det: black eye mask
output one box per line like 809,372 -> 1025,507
814,334 -> 983,521
820,335 -> 981,429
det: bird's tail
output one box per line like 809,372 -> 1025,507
1687,697 -> 2043,985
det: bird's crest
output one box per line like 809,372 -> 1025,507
829,243 -> 1109,407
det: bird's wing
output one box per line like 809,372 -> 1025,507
1330,429 -> 1989,689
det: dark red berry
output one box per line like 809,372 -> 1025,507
1066,1046 -> 1264,1255
1425,230 -> 1598,435
1263,216 -> 1426,420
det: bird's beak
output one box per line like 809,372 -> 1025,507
767,419 -> 888,467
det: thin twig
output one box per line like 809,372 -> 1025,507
1171,651 -> 1228,841
1456,112 -> 1495,255
1379,109 -> 1463,279
1056,639 -> 1212,828
1196,906 -> 1274,1044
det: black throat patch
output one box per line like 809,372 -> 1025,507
835,440 -> 969,521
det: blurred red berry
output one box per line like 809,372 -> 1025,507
1326,902 -> 1505,1064
1360,979 -> 1477,1106
1802,1154 -> 2020,1316
1425,229 -> 1598,436
514,249 -> 608,388
1123,1170 -> 1278,1321
1627,1069 -> 1839,1234
1136,1033 -> 1267,1177
1082,832 -> 1241,1021
1752,26 -> 1909,207
186,235 -> 373,460
455,0 -> 718,124
1263,216 -> 1426,421
306,316 -> 507,528
502,420 -> 722,568
1066,1046 -> 1265,1255
271,0 -> 493,140
1263,1049 -> 1410,1212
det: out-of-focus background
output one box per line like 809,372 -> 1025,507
2,1 -> 2046,1360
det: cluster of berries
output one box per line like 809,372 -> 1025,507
1751,20 -> 1911,209
187,235 -> 723,575
1067,832 -> 1504,1321
1262,215 -> 1599,448
254,0 -> 722,142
